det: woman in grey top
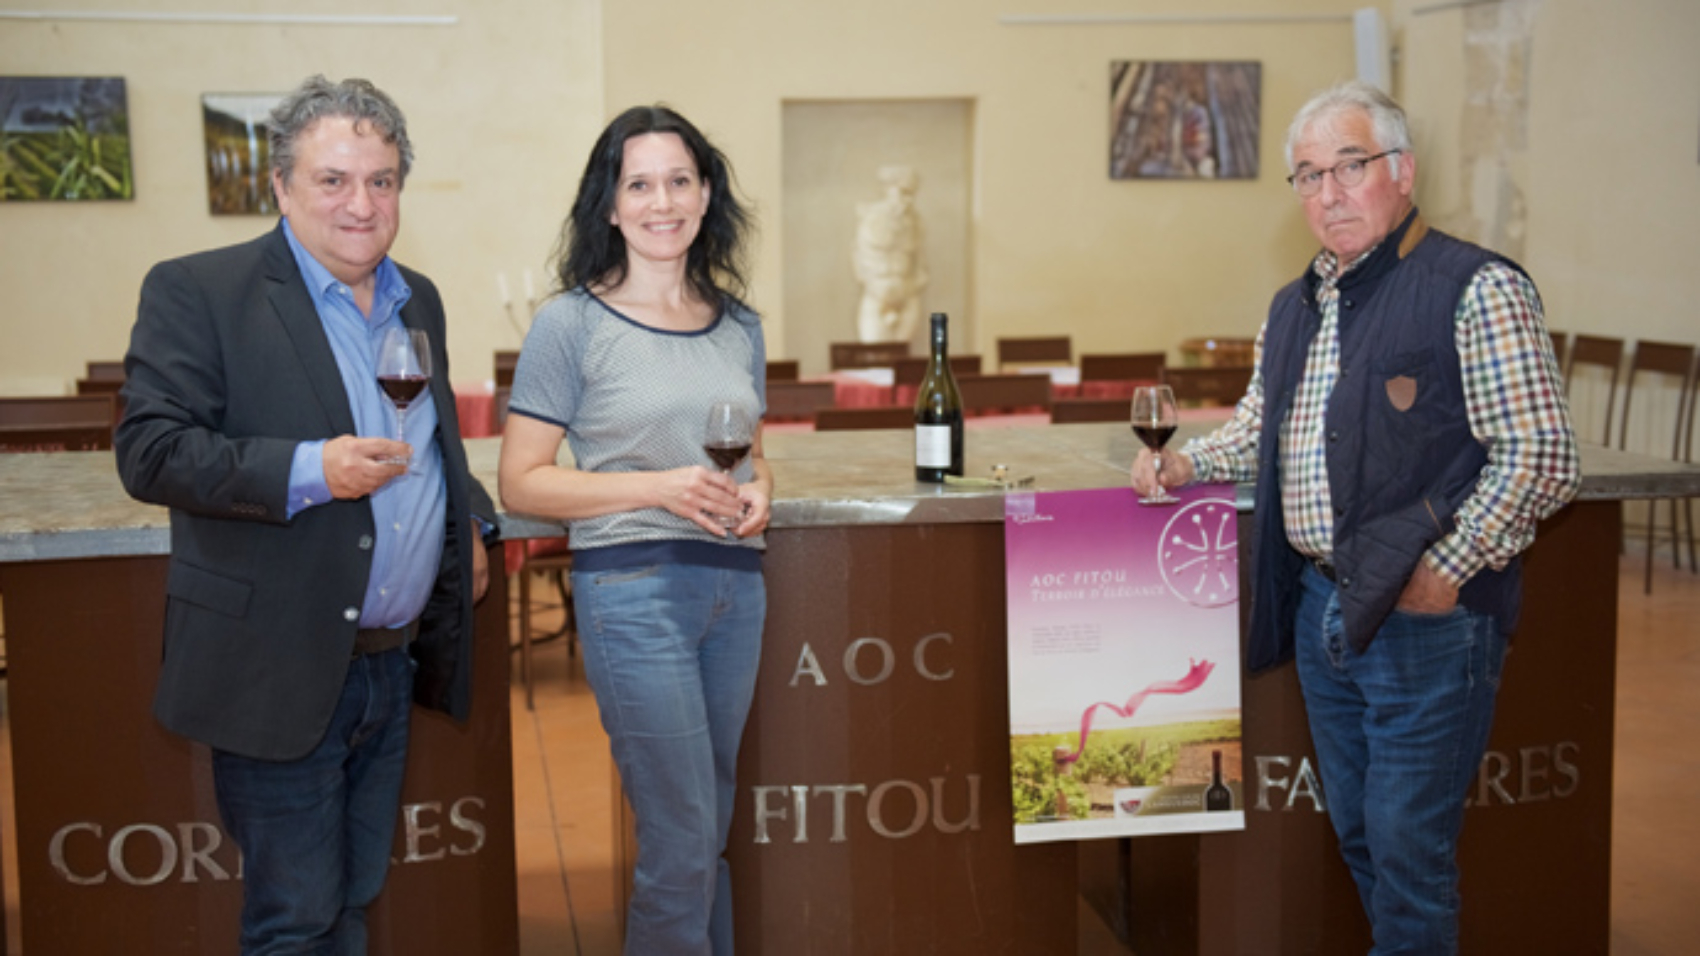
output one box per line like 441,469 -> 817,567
499,105 -> 769,956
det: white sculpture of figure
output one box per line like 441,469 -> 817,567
853,164 -> 929,344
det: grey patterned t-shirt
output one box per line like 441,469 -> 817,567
508,287 -> 767,554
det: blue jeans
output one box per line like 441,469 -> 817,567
573,562 -> 766,956
1295,564 -> 1506,955
212,647 -> 415,956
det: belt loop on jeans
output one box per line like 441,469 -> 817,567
1311,557 -> 1338,583
352,619 -> 419,659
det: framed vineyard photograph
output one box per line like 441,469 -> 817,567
203,93 -> 284,215
1110,60 -> 1261,181
0,76 -> 134,201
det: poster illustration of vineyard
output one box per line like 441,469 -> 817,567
1005,485 -> 1244,843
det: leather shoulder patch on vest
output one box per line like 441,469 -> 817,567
1385,374 -> 1418,411
1397,215 -> 1429,259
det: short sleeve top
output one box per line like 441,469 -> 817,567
507,287 -> 767,555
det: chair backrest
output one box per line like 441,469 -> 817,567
891,354 -> 983,387
1179,337 -> 1255,368
766,359 -> 801,382
1564,334 -> 1625,445
1079,352 -> 1166,382
1617,340 -> 1698,457
0,394 -> 117,450
814,405 -> 914,431
1547,330 -> 1569,371
492,385 -> 512,434
997,336 -> 1071,369
829,341 -> 909,370
75,378 -> 125,396
494,350 -> 520,388
956,373 -> 1053,413
1160,365 -> 1253,408
765,380 -> 837,420
1049,397 -> 1130,424
85,360 -> 126,382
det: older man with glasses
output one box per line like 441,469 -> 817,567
1132,80 -> 1580,953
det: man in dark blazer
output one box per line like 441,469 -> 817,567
115,75 -> 494,955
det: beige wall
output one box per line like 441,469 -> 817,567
0,0 -> 604,396
782,99 -> 974,376
1396,0 -> 1700,456
7,0 -> 1696,427
602,0 -> 1366,368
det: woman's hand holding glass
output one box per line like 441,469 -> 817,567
696,402 -> 756,535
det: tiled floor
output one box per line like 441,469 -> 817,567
4,552 -> 1697,953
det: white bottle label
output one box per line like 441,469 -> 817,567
916,424 -> 952,468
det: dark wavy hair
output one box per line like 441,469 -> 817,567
552,105 -> 753,305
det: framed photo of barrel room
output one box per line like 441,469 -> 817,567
1110,60 -> 1261,181
0,76 -> 134,201
202,93 -> 284,215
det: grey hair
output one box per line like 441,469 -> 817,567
1284,80 -> 1413,180
267,75 -> 413,187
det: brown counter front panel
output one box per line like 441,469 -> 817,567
1105,501 -> 1617,955
727,523 -> 1077,954
0,546 -> 518,955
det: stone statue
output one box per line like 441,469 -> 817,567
853,165 -> 929,343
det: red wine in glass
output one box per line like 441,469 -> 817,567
702,441 -> 752,472
377,375 -> 428,407
376,327 -> 431,469
1131,385 -> 1180,505
1132,423 -> 1177,451
703,401 -> 755,529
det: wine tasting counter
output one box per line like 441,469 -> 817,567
0,452 -> 518,954
4,427 -> 1697,953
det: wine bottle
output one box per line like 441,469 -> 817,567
1206,749 -> 1232,812
913,312 -> 964,482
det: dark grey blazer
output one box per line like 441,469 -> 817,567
116,223 -> 494,761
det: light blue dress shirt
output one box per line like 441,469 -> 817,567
281,218 -> 448,630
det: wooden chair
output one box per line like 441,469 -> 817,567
0,394 -> 117,451
1617,340 -> 1698,593
1050,397 -> 1130,424
814,405 -> 914,431
1547,330 -> 1569,372
955,373 -> 1053,414
829,341 -> 909,370
74,377 -> 127,422
491,385 -> 512,435
765,380 -> 836,421
1179,337 -> 1256,368
1160,365 -> 1253,408
494,350 -> 520,388
997,336 -> 1071,370
513,542 -> 574,711
1564,335 -> 1626,445
891,354 -> 982,389
84,360 -> 126,382
1079,352 -> 1166,382
766,359 -> 800,382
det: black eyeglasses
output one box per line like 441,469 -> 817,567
1287,149 -> 1401,197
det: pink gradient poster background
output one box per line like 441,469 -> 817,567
1004,484 -> 1245,842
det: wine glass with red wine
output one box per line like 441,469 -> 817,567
1131,384 -> 1180,505
703,401 -> 755,528
376,327 -> 431,470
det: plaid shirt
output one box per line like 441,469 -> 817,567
1183,247 -> 1581,589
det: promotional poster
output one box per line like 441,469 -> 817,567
1005,484 -> 1245,843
